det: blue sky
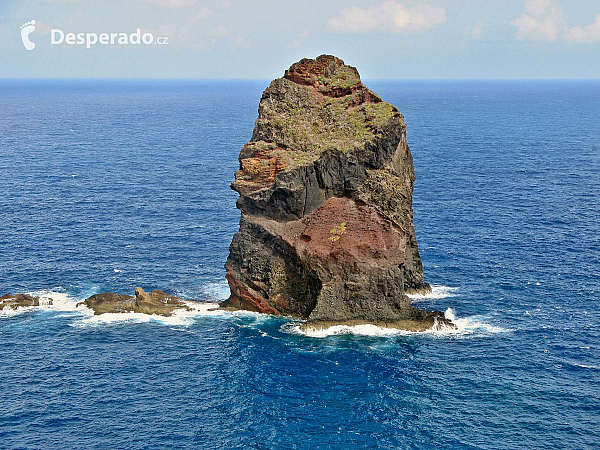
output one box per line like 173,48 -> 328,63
2,0 -> 600,78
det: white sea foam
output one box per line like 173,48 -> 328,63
2,285 -> 506,340
574,364 -> 599,370
0,290 -> 81,317
201,280 -> 230,302
289,307 -> 507,339
0,305 -> 31,317
38,291 -> 81,311
437,308 -> 507,335
0,289 -> 235,327
407,285 -> 458,301
71,300 -> 228,327
288,323 -> 416,338
70,300 -> 272,328
0,279 -> 278,329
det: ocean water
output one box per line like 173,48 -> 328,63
0,79 -> 598,449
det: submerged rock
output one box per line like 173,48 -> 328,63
222,55 -> 454,330
0,294 -> 52,311
79,288 -> 191,316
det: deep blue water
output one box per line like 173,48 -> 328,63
0,79 -> 599,449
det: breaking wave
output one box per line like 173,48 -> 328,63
0,289 -> 79,317
0,286 -> 263,328
288,307 -> 508,339
201,280 -> 230,302
407,285 -> 459,301
71,301 -> 228,327
1,287 -> 506,339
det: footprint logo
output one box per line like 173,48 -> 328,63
20,20 -> 36,51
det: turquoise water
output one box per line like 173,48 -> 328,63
0,80 -> 598,449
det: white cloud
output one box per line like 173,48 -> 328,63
524,0 -> 554,16
228,35 -> 250,49
177,8 -> 211,39
329,7 -> 378,33
286,30 -> 309,49
218,1 -> 232,9
214,25 -> 231,36
173,8 -> 247,50
464,22 -> 489,40
142,24 -> 177,39
328,1 -> 446,34
511,0 -> 566,42
135,0 -> 198,7
192,8 -> 212,21
566,14 -> 600,43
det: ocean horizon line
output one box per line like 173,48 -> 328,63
2,77 -> 600,82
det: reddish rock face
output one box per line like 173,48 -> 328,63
224,266 -> 281,315
294,197 -> 406,275
284,54 -> 384,101
284,55 -> 349,89
221,55 -> 442,328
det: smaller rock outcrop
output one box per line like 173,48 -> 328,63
79,292 -> 136,315
0,294 -> 52,311
78,288 -> 192,316
134,287 -> 191,315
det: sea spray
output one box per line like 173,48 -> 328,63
287,307 -> 507,339
407,285 -> 459,301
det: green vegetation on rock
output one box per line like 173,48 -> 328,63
252,78 -> 403,157
316,64 -> 361,91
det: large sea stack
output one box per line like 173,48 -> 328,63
221,55 -> 451,331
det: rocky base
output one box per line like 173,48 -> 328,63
0,294 -> 52,311
301,309 -> 455,333
78,287 -> 192,316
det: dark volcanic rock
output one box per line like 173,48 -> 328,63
222,55 -> 453,330
0,294 -> 52,311
134,287 -> 191,315
79,288 -> 191,316
79,292 -> 136,315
